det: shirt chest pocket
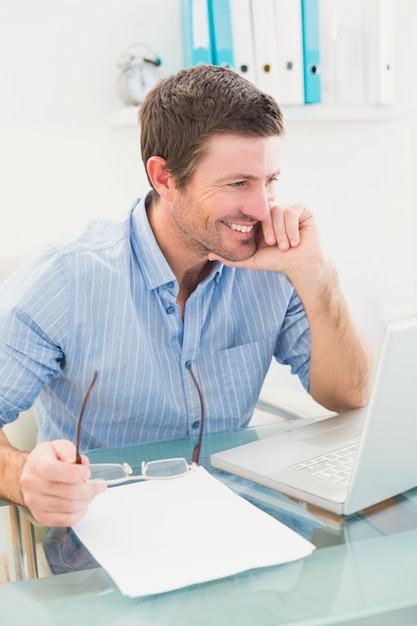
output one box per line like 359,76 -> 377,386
199,334 -> 277,427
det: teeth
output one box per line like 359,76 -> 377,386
229,223 -> 254,233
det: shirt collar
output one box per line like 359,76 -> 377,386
130,193 -> 224,290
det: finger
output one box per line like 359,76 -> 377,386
23,442 -> 91,487
270,203 -> 291,250
261,204 -> 276,245
50,439 -> 81,464
283,208 -> 301,248
271,203 -> 308,250
29,508 -> 89,527
49,441 -> 94,480
25,487 -> 102,527
22,473 -> 106,526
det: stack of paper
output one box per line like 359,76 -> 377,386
73,467 -> 315,598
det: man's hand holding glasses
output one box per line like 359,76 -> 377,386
20,372 -> 105,527
19,438 -> 106,528
19,364 -> 204,526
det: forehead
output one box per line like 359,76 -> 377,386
198,133 -> 281,174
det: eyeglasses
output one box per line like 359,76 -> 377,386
74,365 -> 205,485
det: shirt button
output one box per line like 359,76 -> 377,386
185,360 -> 191,369
166,306 -> 175,314
167,281 -> 174,289
192,421 -> 200,429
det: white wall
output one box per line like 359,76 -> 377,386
1,0 -> 417,391
0,0 -> 183,253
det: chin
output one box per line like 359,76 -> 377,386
222,248 -> 256,263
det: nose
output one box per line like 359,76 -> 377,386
241,188 -> 271,222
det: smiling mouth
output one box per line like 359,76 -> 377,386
225,222 -> 255,233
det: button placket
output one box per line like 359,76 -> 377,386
181,275 -> 217,434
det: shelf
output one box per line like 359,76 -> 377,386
105,104 -> 403,128
282,104 -> 396,122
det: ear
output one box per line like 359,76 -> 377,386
146,156 -> 176,201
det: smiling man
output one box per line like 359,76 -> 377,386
0,64 -> 373,526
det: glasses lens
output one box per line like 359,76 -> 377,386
88,463 -> 130,483
144,458 -> 189,478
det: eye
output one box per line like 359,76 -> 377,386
267,176 -> 279,185
229,180 -> 247,188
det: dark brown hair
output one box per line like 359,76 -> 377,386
139,65 -> 284,196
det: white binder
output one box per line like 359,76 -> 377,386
375,0 -> 395,105
320,0 -> 395,106
250,0 -> 278,98
230,0 -> 257,85
274,0 -> 304,105
319,0 -> 366,105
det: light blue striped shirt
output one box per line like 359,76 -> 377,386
0,195 -> 310,449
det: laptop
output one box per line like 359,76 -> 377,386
211,317 -> 417,515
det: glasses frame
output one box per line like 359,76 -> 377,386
74,365 -> 205,482
86,457 -> 197,486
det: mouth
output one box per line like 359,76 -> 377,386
224,221 -> 256,234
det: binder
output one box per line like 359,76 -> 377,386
229,0 -> 257,84
319,0 -> 367,104
182,0 -> 213,67
250,0 -> 279,98
207,0 -> 234,68
273,0 -> 304,105
363,0 -> 395,105
301,0 -> 322,104
376,0 -> 395,105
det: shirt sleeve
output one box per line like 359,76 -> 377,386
0,249 -> 69,425
274,288 -> 311,392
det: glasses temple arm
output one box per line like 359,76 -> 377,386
188,365 -> 204,465
75,371 -> 98,464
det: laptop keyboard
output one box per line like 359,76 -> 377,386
289,443 -> 359,487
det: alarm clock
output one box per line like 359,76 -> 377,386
117,43 -> 161,106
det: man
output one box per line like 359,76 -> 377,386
0,65 -> 373,527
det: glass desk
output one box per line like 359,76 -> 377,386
2,422 -> 417,625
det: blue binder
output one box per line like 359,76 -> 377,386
301,0 -> 322,103
182,0 -> 213,67
207,0 -> 234,68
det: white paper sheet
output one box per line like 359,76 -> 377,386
73,467 -> 315,597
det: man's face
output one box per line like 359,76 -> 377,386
171,133 -> 281,262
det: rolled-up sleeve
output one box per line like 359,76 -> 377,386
0,250 -> 68,425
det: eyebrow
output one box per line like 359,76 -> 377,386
219,169 -> 281,183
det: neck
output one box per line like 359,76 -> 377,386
147,197 -> 212,313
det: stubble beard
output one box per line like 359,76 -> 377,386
172,196 -> 257,263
